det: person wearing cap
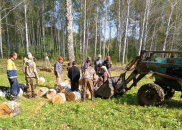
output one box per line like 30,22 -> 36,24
82,63 -> 97,101
23,53 -> 39,99
68,61 -> 80,91
81,57 -> 91,74
103,56 -> 112,76
97,63 -> 110,86
23,52 -> 32,65
94,54 -> 104,72
7,52 -> 20,101
54,56 -> 63,85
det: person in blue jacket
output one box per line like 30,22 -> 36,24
6,52 -> 20,101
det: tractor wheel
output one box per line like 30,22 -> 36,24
164,88 -> 175,99
137,83 -> 165,106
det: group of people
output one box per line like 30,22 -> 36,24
7,52 -> 39,101
62,54 -> 112,101
6,51 -> 112,102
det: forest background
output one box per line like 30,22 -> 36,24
0,0 -> 182,64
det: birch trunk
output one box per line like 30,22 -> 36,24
118,0 -> 121,62
94,0 -> 98,58
163,1 -> 178,52
83,0 -> 86,59
66,0 -> 75,62
122,0 -> 130,65
5,10 -> 10,54
42,2 -> 45,52
0,13 -> 3,59
143,0 -> 151,50
103,0 -> 108,59
138,1 -> 147,55
24,3 -> 29,53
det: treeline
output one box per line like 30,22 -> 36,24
0,0 -> 182,64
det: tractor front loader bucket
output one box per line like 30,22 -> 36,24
95,76 -> 125,99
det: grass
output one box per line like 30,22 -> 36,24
0,59 -> 182,129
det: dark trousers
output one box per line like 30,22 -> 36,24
71,81 -> 79,91
9,78 -> 20,97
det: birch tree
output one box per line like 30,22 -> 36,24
122,0 -> 130,65
103,0 -> 108,59
162,0 -> 179,52
94,0 -> 98,58
24,1 -> 29,53
66,0 -> 75,61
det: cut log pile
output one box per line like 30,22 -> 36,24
0,101 -> 22,117
40,66 -> 53,73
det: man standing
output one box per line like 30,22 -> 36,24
81,57 -> 91,74
54,57 -> 63,85
82,64 -> 97,101
97,63 -> 110,84
94,54 -> 103,72
23,53 -> 39,99
68,61 -> 80,91
6,52 -> 20,101
103,56 -> 112,76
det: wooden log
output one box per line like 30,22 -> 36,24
86,91 -> 91,99
38,77 -> 45,85
0,101 -> 22,117
60,87 -> 72,97
36,87 -> 49,97
46,89 -> 57,99
67,92 -> 81,102
52,93 -> 66,104
53,85 -> 64,93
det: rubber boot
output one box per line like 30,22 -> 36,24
11,96 -> 19,102
82,92 -> 86,102
91,92 -> 94,101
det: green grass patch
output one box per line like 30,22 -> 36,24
0,59 -> 182,129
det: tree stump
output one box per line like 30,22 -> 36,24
38,77 -> 45,85
46,89 -> 57,99
52,93 -> 66,104
36,87 -> 48,97
0,101 -> 22,117
67,92 -> 81,102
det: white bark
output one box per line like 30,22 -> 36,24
103,0 -> 108,59
24,2 -> 29,53
138,1 -> 147,55
83,0 -> 86,59
163,0 -> 178,52
118,0 -> 121,62
66,0 -> 75,61
122,0 -> 130,65
5,10 -> 10,54
94,0 -> 98,58
42,2 -> 45,52
0,12 -> 3,59
143,0 -> 151,50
